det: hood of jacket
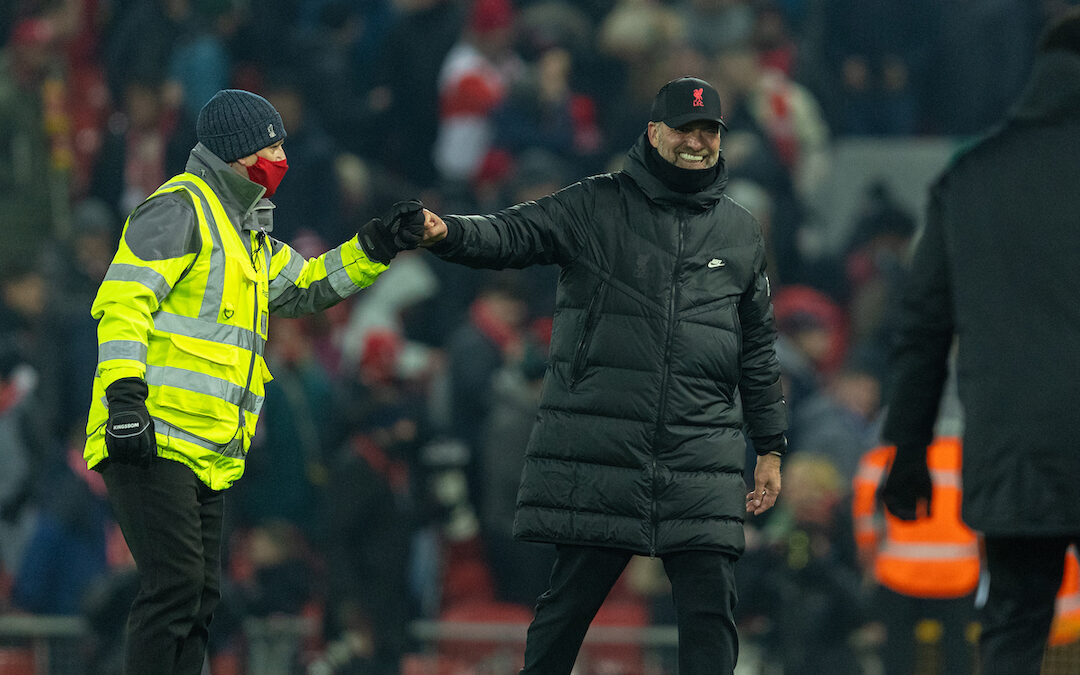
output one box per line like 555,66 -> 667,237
1008,50 -> 1080,126
622,132 -> 729,210
184,143 -> 275,234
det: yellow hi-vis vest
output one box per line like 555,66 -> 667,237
85,172 -> 385,489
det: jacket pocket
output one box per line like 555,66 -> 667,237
151,333 -> 245,443
569,280 -> 608,389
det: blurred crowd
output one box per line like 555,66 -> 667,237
0,0 -> 1077,672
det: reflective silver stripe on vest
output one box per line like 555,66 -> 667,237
1058,593 -> 1080,615
98,339 -> 148,364
323,247 -> 355,298
166,179 -> 227,322
103,263 -> 173,303
879,541 -> 978,561
855,463 -> 886,485
268,251 -> 306,301
929,469 -> 961,489
854,514 -> 877,535
145,364 -> 264,414
152,417 -> 247,460
153,311 -> 266,354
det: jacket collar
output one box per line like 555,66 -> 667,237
184,143 -> 275,234
622,133 -> 728,210
1008,50 -> 1080,126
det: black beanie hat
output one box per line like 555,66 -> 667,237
196,89 -> 286,163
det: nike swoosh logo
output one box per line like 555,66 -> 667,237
707,258 -> 725,268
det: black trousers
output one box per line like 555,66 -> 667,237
102,458 -> 225,675
980,534 -> 1080,675
521,544 -> 738,675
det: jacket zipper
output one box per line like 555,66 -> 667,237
569,281 -> 606,390
237,228 -> 266,442
649,216 -> 685,556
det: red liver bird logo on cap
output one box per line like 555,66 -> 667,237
692,88 -> 704,107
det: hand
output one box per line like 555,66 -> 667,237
357,200 -> 426,264
746,452 -> 781,516
421,209 -> 448,246
104,378 -> 157,468
880,445 -> 932,520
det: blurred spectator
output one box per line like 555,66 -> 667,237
753,1 -> 799,76
166,0 -> 236,122
715,41 -> 831,203
233,519 -> 318,618
433,0 -> 526,190
101,0 -> 189,107
680,0 -> 755,57
927,0 -> 1041,135
81,532 -> 139,675
230,316 -> 336,543
323,364 -> 426,675
11,445 -> 109,615
262,75 -> 349,243
0,15 -> 73,269
789,364 -> 881,482
774,309 -> 828,420
488,45 -> 604,204
772,284 -> 849,379
442,276 -> 529,511
0,261 -> 66,445
365,0 -> 465,189
594,0 -> 687,152
739,452 -> 866,674
853,435 -> 979,675
88,73 -> 190,220
478,340 -> 554,607
271,2 -> 383,154
842,180 -> 916,388
820,0 -> 934,135
0,342 -> 47,582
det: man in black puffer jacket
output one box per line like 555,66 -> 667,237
418,77 -> 788,675
878,9 -> 1080,675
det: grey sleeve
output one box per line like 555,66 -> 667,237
124,192 -> 202,261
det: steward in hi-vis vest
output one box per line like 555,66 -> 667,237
854,437 -> 979,599
87,88 -> 430,674
854,437 -> 980,675
85,160 -> 385,489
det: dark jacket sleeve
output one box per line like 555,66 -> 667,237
430,181 -> 592,269
881,182 -> 955,450
738,240 -> 788,444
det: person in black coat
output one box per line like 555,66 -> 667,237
879,9 -> 1080,675
414,77 -> 788,675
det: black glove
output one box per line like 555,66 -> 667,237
104,377 -> 157,468
357,200 -> 426,264
880,444 -> 932,520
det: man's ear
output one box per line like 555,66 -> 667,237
647,121 -> 661,148
235,153 -> 258,168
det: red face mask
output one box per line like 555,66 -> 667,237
246,156 -> 289,197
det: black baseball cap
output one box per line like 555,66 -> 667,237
650,77 -> 728,130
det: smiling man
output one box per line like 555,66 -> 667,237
413,76 -> 788,675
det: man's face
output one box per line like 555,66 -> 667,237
647,120 -> 721,170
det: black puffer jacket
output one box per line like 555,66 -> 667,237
433,135 -> 787,557
882,50 -> 1080,536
